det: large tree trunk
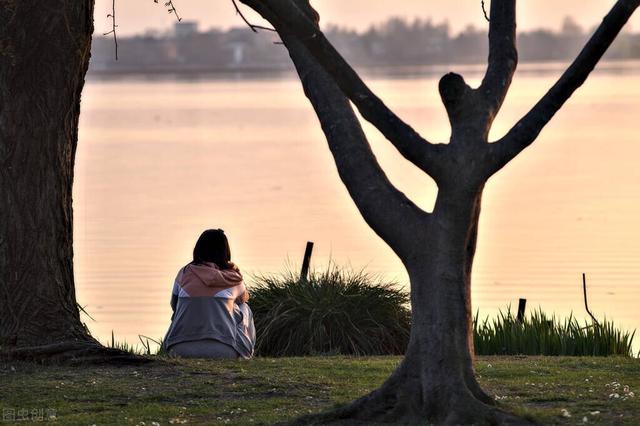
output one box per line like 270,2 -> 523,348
0,0 -> 95,349
0,1 -> 144,364
281,34 -> 521,421
266,18 -> 528,424
314,188 -> 527,425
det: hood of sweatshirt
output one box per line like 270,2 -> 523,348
186,262 -> 243,287
176,262 -> 244,298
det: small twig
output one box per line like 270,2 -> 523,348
76,303 -> 96,322
481,0 -> 490,22
230,0 -> 276,33
582,273 -> 600,327
231,0 -> 257,33
103,0 -> 118,60
138,335 -> 162,346
167,0 -> 182,22
154,0 -> 183,22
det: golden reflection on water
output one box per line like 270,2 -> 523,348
75,62 -> 640,350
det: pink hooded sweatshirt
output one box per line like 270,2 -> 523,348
164,261 -> 255,358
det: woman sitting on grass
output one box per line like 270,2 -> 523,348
163,229 -> 256,359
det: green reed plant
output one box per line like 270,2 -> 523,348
105,331 -> 165,356
106,330 -> 140,354
249,264 -> 411,356
473,307 -> 636,356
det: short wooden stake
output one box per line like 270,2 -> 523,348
517,298 -> 527,323
300,241 -> 314,282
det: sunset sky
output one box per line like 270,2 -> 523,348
93,1 -> 640,37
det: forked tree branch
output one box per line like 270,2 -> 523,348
479,0 -> 517,119
489,0 -> 640,174
238,0 -> 444,179
281,33 -> 431,256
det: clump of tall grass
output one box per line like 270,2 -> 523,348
249,264 -> 411,356
473,308 -> 636,357
105,331 -> 164,356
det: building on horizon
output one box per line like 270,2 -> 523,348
174,21 -> 198,38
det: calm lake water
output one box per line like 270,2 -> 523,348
75,61 -> 640,351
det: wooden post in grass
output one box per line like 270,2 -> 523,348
582,273 -> 600,327
300,241 -> 314,282
517,298 -> 527,323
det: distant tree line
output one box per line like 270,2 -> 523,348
90,16 -> 640,74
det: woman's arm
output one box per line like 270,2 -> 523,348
170,280 -> 179,319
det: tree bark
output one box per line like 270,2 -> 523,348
0,1 -> 96,349
366,187 -> 498,424
291,186 -> 528,425
0,0 -> 150,365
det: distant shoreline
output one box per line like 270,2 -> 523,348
87,63 -> 296,80
87,58 -> 640,81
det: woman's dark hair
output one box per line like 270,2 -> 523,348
192,229 -> 232,269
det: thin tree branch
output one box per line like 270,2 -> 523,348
479,0 -> 517,118
167,0 -> 182,22
231,0 -> 276,33
481,1 -> 490,22
103,0 -> 118,60
489,0 -> 640,174
239,0 -> 444,180
281,33 -> 431,257
154,0 -> 183,22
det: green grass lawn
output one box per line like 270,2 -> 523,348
0,356 -> 638,425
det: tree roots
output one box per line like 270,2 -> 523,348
285,388 -> 535,426
283,362 -> 535,426
0,341 -> 152,365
